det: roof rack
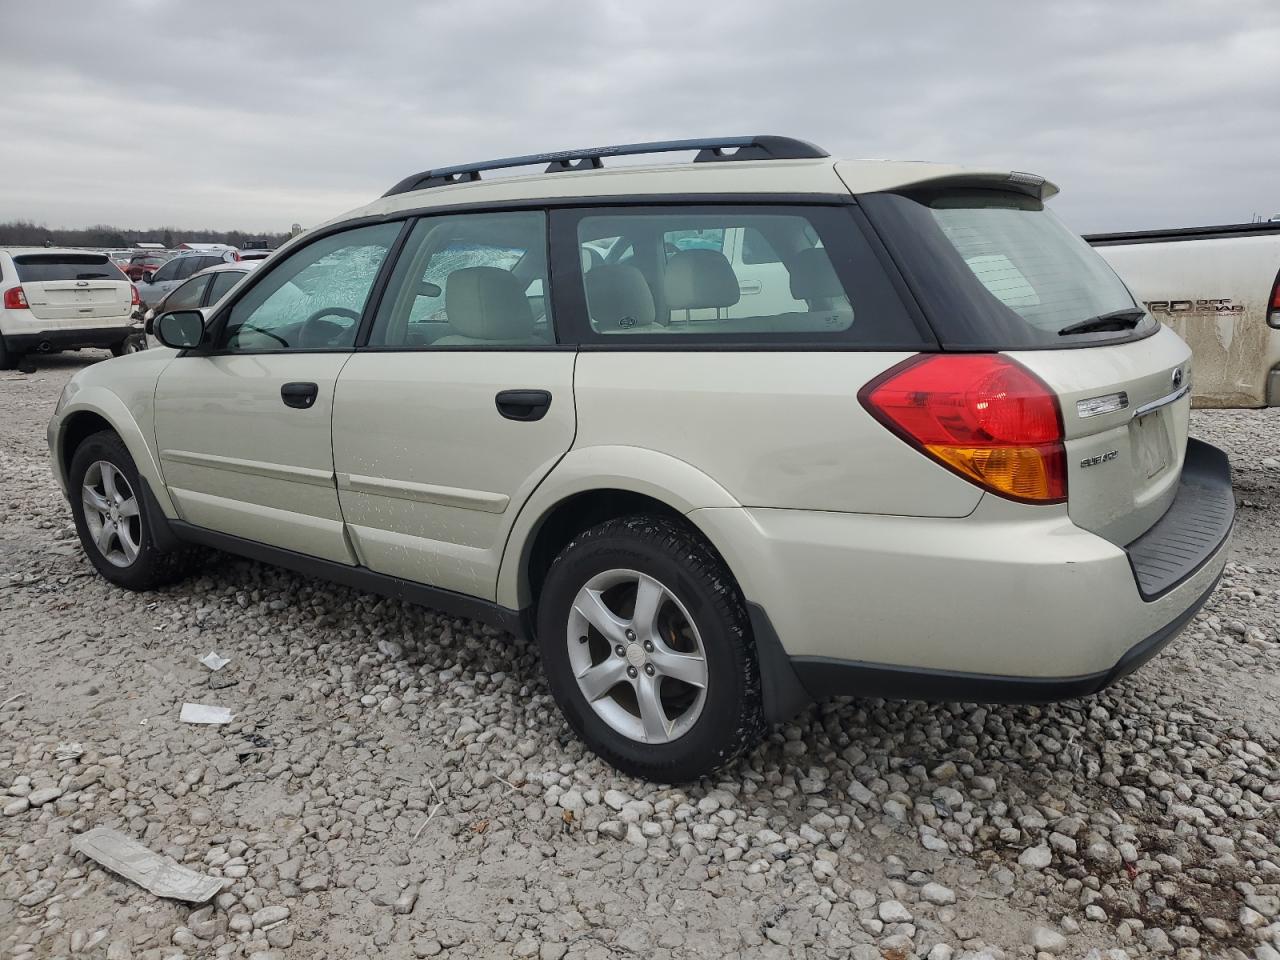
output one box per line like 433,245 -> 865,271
382,135 -> 829,196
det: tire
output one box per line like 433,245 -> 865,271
68,430 -> 198,590
0,338 -> 16,371
536,515 -> 765,782
109,341 -> 127,357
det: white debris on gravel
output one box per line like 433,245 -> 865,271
198,651 -> 231,672
179,703 -> 233,724
2,362 -> 1279,960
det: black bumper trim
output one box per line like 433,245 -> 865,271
3,327 -> 134,351
1124,438 -> 1234,600
788,571 -> 1223,706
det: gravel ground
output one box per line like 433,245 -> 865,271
1,353 -> 1278,960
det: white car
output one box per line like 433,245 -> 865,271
1,248 -> 139,369
134,250 -> 239,307
48,136 -> 1234,782
141,261 -> 261,349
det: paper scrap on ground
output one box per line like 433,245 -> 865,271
197,651 -> 230,672
180,703 -> 232,724
71,826 -> 224,902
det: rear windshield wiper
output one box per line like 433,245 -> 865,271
1058,308 -> 1147,336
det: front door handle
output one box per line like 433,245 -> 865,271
281,381 -> 319,409
495,389 -> 552,422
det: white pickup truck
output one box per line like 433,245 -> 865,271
1087,222 -> 1280,407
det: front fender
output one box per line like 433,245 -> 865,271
496,444 -> 741,610
50,385 -> 175,518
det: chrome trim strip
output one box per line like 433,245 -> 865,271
160,449 -> 334,486
336,472 -> 509,514
1132,383 -> 1191,419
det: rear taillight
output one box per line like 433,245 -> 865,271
859,354 -> 1067,504
130,284 -> 141,307
1268,267 -> 1280,329
3,287 -> 28,310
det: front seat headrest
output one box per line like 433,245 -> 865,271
444,266 -> 534,340
584,264 -> 656,331
788,247 -> 845,301
664,249 -> 740,311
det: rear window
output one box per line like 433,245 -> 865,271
861,190 -> 1156,349
13,254 -> 126,283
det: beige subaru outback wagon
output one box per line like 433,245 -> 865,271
48,136 -> 1234,782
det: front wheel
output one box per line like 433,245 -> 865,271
536,515 -> 765,782
68,431 -> 197,590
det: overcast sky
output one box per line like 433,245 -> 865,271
2,0 -> 1276,235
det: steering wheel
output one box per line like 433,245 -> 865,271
299,307 -> 361,348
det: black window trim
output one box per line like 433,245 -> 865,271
185,191 -> 948,357
548,202 -> 937,351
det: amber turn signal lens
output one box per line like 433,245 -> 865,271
859,354 -> 1067,504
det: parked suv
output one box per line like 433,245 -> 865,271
48,137 -> 1234,782
1,248 -> 140,368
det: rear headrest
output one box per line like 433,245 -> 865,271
584,264 -> 656,331
664,249 -> 740,310
444,266 -> 534,340
788,247 -> 845,301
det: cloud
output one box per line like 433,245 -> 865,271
2,0 -> 1276,232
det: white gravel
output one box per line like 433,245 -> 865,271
2,354 -> 1279,960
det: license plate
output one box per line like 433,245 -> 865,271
1132,412 -> 1171,479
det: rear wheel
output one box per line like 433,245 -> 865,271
536,515 -> 764,782
0,338 -> 16,371
69,431 -> 198,590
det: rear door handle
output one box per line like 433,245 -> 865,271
280,381 -> 319,409
495,389 -> 552,422
739,280 -> 762,295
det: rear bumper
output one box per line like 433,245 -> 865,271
786,570 -> 1222,705
2,326 -> 134,352
691,438 -> 1233,715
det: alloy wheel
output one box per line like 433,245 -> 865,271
81,460 -> 141,568
566,568 -> 709,744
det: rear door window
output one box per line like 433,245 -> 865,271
555,205 -> 926,347
860,190 -> 1156,348
206,270 -> 246,303
164,275 -> 213,311
13,254 -> 125,282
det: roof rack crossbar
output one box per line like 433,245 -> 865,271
383,135 -> 829,196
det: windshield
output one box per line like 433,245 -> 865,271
862,190 -> 1155,349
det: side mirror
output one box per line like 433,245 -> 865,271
155,310 -> 206,350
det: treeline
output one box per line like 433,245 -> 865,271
0,220 -> 290,249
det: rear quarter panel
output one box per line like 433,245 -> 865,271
570,351 -> 985,516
